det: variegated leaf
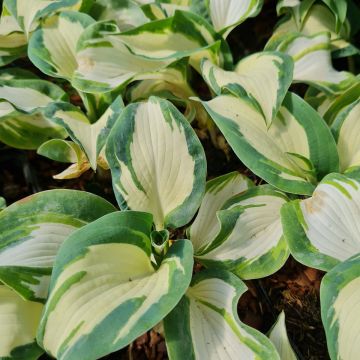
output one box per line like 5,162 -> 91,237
0,190 -> 116,301
128,59 -> 206,123
201,51 -> 293,127
0,73 -> 66,113
305,80 -> 360,125
304,86 -> 337,117
202,92 -> 339,195
194,186 -> 290,280
0,106 -> 68,149
320,253 -> 360,360
46,96 -> 124,170
141,2 -> 167,20
164,269 -> 280,360
106,97 -> 206,230
0,4 -> 27,66
28,11 -> 95,80
323,81 -> 360,124
209,0 -> 263,38
89,0 -> 152,31
0,285 -> 44,359
4,0 -> 84,36
37,211 -> 194,360
268,311 -> 297,360
72,10 -> 231,92
276,0 -> 301,14
331,99 -> 360,174
188,172 -> 253,254
0,74 -> 68,149
273,4 -> 353,54
266,32 -> 353,94
281,173 -> 360,271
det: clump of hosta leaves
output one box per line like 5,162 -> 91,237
0,0 -> 359,360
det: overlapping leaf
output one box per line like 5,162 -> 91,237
0,190 -> 116,301
164,269 -> 280,359
28,11 -> 95,79
37,211 -> 194,360
281,173 -> 360,271
266,32 -> 354,94
4,0 -> 86,36
0,3 -> 27,66
202,91 -> 339,195
37,139 -> 90,179
0,71 -> 68,149
89,0 -> 157,31
201,51 -> 293,127
73,10 -> 231,92
192,185 -> 290,279
45,95 -> 124,170
128,59 -> 206,124
189,172 -> 254,252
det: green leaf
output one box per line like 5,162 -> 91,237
189,172 -> 254,253
37,211 -> 194,360
281,173 -> 360,272
72,10 -> 231,92
320,0 -> 347,32
0,197 -> 5,210
106,97 -> 206,230
201,51 -> 293,127
0,190 -> 116,301
202,92 -> 339,195
332,99 -> 360,173
268,311 -> 297,360
28,11 -> 95,80
194,186 -> 290,280
46,95 -> 124,170
208,0 -> 264,38
320,253 -> 360,360
0,285 -> 44,360
37,139 -> 83,164
164,269 -> 280,359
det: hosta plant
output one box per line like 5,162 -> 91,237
0,0 -> 359,359
0,96 -> 293,359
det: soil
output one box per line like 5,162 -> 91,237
2,0 -> 359,358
